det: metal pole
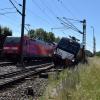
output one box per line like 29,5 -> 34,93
82,19 -> 86,63
20,0 -> 26,66
91,26 -> 96,55
93,34 -> 96,55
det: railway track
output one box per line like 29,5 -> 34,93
0,59 -> 52,67
0,63 -> 54,89
0,61 -> 14,66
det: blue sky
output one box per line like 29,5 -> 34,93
0,0 -> 100,52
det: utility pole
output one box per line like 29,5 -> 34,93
91,26 -> 96,55
93,33 -> 96,55
82,19 -> 86,63
82,19 -> 86,49
20,0 -> 26,66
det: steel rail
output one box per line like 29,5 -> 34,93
0,63 -> 54,89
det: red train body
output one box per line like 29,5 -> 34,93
2,36 -> 55,61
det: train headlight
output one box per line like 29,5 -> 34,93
72,59 -> 75,62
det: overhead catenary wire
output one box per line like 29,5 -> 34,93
63,17 -> 83,23
13,0 -> 22,7
57,0 -> 76,18
40,0 -> 75,29
1,0 -> 83,39
24,26 -> 29,32
0,14 -> 21,30
9,0 -> 22,15
61,22 -> 79,32
38,0 -> 61,23
0,0 -> 26,37
63,17 -> 83,34
31,0 -> 77,31
26,7 -> 52,27
38,0 -> 82,34
0,11 -> 16,15
57,17 -> 81,33
0,7 -> 22,33
39,0 -> 58,18
31,0 -> 54,25
0,7 -> 15,11
51,27 -> 68,30
42,0 -> 83,36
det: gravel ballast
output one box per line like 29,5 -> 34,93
0,77 -> 48,100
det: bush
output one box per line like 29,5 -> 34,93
40,57 -> 100,100
95,51 -> 100,57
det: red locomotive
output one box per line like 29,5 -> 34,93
2,36 -> 55,62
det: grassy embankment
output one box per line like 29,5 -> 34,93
39,57 -> 100,100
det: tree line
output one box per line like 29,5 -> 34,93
0,25 -> 60,43
0,25 -> 12,36
0,26 -> 12,52
27,28 -> 60,43
95,51 -> 100,57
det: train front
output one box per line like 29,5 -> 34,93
53,37 -> 81,67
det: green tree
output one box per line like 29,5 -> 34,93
55,36 -> 60,43
34,28 -> 47,40
27,28 -> 59,43
0,26 -> 12,36
0,26 -> 12,53
48,32 -> 55,42
3,27 -> 12,36
95,51 -> 100,57
28,29 -> 35,38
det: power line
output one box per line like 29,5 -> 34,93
0,14 -> 21,31
24,26 -> 29,32
63,17 -> 82,34
57,0 -> 76,18
0,7 -> 14,11
31,0 -> 54,25
40,0 -> 57,18
63,17 -> 82,23
38,0 -> 59,20
13,0 -> 22,7
9,0 -> 22,15
51,0 -> 63,16
32,0 -> 73,28
26,7 -> 52,27
39,0 -> 68,28
0,11 -> 16,15
57,17 -> 82,33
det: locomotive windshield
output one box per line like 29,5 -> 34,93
4,37 -> 20,45
57,38 -> 80,55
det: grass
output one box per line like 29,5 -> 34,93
39,57 -> 100,100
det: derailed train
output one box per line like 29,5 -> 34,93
53,37 -> 84,67
2,36 -> 55,62
1,35 -> 84,66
